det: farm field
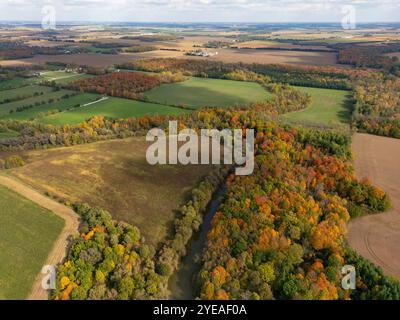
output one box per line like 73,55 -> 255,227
4,93 -> 101,121
36,71 -> 92,84
9,137 -> 213,247
145,77 -> 272,108
38,97 -> 190,126
0,89 -> 75,117
0,184 -> 64,300
191,48 -> 341,66
348,133 -> 400,279
283,87 -> 352,127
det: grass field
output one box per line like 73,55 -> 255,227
0,78 -> 28,91
144,77 -> 272,108
4,93 -> 101,121
0,85 -> 53,102
38,97 -> 190,126
9,137 -> 212,247
0,89 -> 74,117
283,87 -> 352,127
0,184 -> 64,299
37,71 -> 93,84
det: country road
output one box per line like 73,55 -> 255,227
0,174 -> 80,300
347,133 -> 400,279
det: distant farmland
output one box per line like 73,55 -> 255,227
10,137 -> 212,247
283,87 -> 352,127
38,97 -> 190,126
0,184 -> 64,300
145,77 -> 272,108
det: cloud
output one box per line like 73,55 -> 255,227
0,0 -> 399,22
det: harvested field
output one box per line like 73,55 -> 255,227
9,137 -> 213,247
348,133 -> 400,279
186,48 -> 340,66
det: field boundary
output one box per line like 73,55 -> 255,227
0,174 -> 80,300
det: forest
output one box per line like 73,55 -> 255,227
352,75 -> 400,138
196,122 -> 395,300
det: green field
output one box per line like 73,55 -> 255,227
144,77 -> 272,108
38,97 -> 191,126
0,89 -> 74,117
0,78 -> 28,91
4,93 -> 100,121
0,85 -> 54,103
0,184 -> 64,299
37,71 -> 93,84
0,131 -> 19,139
283,87 -> 352,127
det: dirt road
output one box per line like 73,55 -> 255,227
0,174 -> 80,300
347,133 -> 400,279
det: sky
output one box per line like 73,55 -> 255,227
0,0 -> 399,23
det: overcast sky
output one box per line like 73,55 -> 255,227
0,0 -> 399,23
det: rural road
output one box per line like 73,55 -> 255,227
0,174 -> 80,300
347,133 -> 400,279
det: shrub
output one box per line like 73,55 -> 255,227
4,155 -> 25,169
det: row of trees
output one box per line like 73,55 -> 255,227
0,42 -> 61,60
64,71 -> 185,100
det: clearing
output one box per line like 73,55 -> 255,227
145,77 -> 272,109
348,133 -> 400,279
283,87 -> 352,127
8,137 -> 213,247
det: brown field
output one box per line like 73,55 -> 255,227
187,47 -> 340,66
347,133 -> 400,279
234,40 -> 333,51
7,137 -> 213,247
0,50 -> 184,68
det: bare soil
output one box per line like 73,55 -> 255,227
347,133 -> 400,279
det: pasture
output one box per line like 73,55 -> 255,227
283,87 -> 352,127
38,97 -> 190,126
145,77 -> 272,108
0,85 -> 53,102
4,93 -> 100,121
0,184 -> 64,299
10,137 -> 213,247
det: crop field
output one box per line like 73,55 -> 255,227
145,77 -> 272,108
0,85 -> 53,102
9,137 -> 212,247
283,87 -> 352,127
37,71 -> 93,84
0,184 -> 64,300
4,93 -> 100,121
0,89 -> 74,117
38,97 -> 190,126
193,48 -> 341,66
